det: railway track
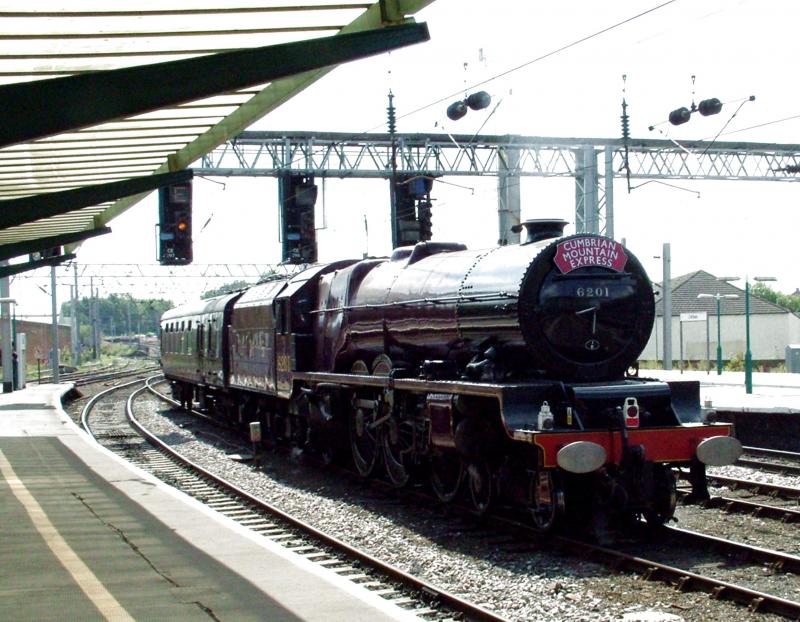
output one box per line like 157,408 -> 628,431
38,360 -> 160,386
547,535 -> 800,620
743,447 -> 800,462
676,487 -> 800,524
35,362 -> 116,384
738,447 -> 800,478
666,445 -> 800,524
79,378 -> 800,619
705,474 -> 800,502
672,452 -> 800,524
82,376 -> 509,622
427,497 -> 800,619
408,492 -> 800,619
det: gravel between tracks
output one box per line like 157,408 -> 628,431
115,394 -> 791,622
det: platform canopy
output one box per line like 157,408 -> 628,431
0,1 -> 433,269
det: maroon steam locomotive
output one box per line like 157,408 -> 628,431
160,219 -> 740,531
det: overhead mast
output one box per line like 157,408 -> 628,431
387,90 -> 399,248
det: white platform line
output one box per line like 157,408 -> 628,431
0,450 -> 134,622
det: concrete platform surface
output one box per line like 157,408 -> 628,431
0,384 -> 422,621
644,369 -> 800,413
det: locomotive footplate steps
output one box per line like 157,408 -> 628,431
0,385 -> 429,622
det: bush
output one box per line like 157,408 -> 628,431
725,352 -> 745,372
101,342 -> 136,358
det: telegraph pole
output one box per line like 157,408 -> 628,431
94,284 -> 101,358
387,91 -> 398,248
90,277 -> 97,359
72,263 -> 80,364
50,265 -> 60,383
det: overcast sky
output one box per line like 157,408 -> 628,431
11,0 -> 800,320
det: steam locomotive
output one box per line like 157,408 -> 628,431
160,219 -> 740,532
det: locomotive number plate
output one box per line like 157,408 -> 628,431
575,286 -> 610,298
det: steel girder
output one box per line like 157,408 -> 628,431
196,131 -> 800,239
198,131 -> 800,181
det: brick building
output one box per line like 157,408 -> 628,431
9,320 -> 72,365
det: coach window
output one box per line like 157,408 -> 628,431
207,321 -> 215,357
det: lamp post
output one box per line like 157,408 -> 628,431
745,276 -> 777,394
697,293 -> 739,375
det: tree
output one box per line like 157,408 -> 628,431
202,269 -> 278,299
751,283 -> 800,315
201,280 -> 252,299
60,294 -> 174,338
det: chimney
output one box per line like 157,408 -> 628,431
512,219 -> 568,245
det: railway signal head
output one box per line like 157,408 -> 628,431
158,181 -> 193,265
418,201 -> 433,240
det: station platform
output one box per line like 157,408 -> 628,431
644,369 -> 800,413
0,384 -> 422,622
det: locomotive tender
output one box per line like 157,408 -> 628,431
160,219 -> 740,531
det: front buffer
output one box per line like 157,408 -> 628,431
501,378 -> 741,528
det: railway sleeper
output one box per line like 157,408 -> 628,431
318,559 -> 346,567
748,596 -> 765,612
674,575 -> 692,592
371,588 -> 399,596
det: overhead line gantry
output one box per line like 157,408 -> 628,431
197,131 -> 800,244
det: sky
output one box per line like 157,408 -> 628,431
9,0 -> 800,321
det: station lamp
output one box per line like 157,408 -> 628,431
696,292 -> 739,375
744,276 -> 776,394
712,274 -> 777,393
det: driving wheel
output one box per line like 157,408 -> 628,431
349,405 -> 381,477
467,460 -> 494,514
382,417 -> 412,487
430,450 -> 464,503
528,471 -> 563,532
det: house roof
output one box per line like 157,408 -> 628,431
654,270 -> 788,316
